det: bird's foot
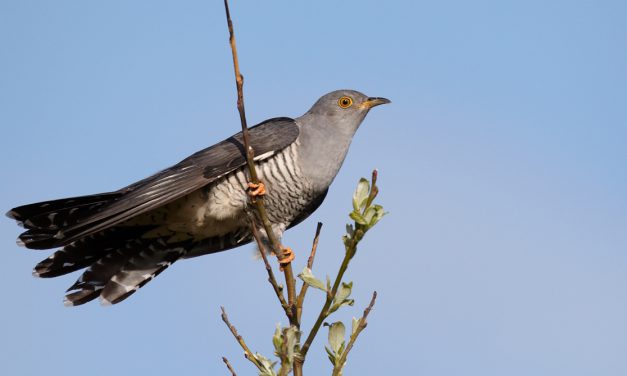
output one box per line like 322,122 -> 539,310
247,182 -> 266,201
278,246 -> 294,271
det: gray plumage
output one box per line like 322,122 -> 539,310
6,89 -> 389,306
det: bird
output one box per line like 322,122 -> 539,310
6,89 -> 390,306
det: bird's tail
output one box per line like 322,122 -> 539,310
8,194 -> 191,306
32,226 -> 151,278
31,226 -> 189,306
63,239 -> 187,306
6,192 -> 122,249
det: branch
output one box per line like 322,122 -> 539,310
307,222 -> 323,270
299,170 -> 381,359
299,241 -> 354,358
223,0 -> 298,323
223,0 -> 255,180
222,356 -> 238,376
249,215 -> 290,317
220,306 -> 263,370
295,222 -> 323,323
332,291 -> 377,376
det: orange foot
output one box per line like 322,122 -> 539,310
278,246 -> 295,271
247,182 -> 266,199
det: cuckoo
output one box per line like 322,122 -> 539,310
6,89 -> 390,306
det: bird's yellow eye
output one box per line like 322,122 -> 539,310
338,96 -> 353,109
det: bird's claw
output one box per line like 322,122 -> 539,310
247,182 -> 266,200
278,246 -> 294,271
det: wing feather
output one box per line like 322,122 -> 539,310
13,117 -> 299,249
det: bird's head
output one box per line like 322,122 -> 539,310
295,89 -> 390,192
303,89 -> 390,134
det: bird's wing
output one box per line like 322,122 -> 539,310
11,117 -> 299,249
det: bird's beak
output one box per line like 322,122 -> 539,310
360,97 -> 391,109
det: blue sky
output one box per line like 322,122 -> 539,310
1,1 -> 626,375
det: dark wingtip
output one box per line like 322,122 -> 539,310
64,289 -> 101,307
33,256 -> 58,278
6,208 -> 18,220
99,295 -> 115,306
6,208 -> 26,229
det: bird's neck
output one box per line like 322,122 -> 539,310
295,113 -> 358,193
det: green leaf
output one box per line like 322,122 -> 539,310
283,326 -> 300,366
329,299 -> 354,314
351,317 -> 361,336
336,282 -> 352,302
297,267 -> 327,292
272,324 -> 282,355
349,211 -> 367,225
363,206 -> 376,226
329,282 -> 355,313
253,353 -> 277,376
325,345 -> 336,365
369,205 -> 387,227
352,178 -> 370,212
327,321 -> 346,355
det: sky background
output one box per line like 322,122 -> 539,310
1,1 -> 627,375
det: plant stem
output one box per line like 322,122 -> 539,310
293,363 -> 303,376
250,217 -> 290,316
222,356 -> 238,376
299,243 -> 356,359
299,170 -> 380,362
220,307 -> 263,370
223,0 -> 297,325
331,291 -> 377,376
296,222 -> 323,323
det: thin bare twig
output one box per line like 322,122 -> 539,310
222,356 -> 238,376
295,222 -> 323,323
307,222 -> 323,270
223,0 -> 298,323
223,0 -> 255,180
332,291 -> 378,376
220,306 -> 263,369
249,215 -> 291,317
